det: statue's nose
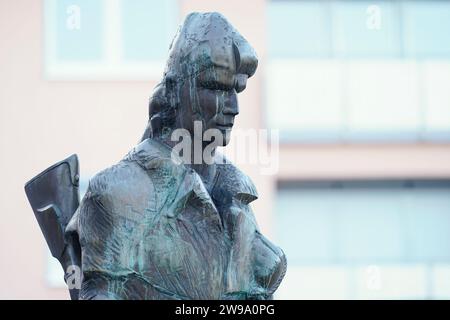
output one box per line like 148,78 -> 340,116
222,92 -> 239,116
235,74 -> 248,93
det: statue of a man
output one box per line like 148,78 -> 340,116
26,12 -> 286,300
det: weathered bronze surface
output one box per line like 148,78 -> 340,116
25,12 -> 286,300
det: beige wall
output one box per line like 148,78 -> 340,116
279,144 -> 450,180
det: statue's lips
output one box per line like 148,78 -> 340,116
215,123 -> 233,130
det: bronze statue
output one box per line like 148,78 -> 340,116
25,12 -> 286,300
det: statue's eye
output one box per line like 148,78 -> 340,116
200,81 -> 219,90
203,82 -> 221,91
201,81 -> 233,92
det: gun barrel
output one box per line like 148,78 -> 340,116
24,154 -> 81,300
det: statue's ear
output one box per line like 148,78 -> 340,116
144,82 -> 168,139
149,82 -> 167,115
164,73 -> 177,92
163,73 -> 179,107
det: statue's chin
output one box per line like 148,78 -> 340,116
207,126 -> 231,146
222,134 -> 231,146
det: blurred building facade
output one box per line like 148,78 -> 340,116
1,0 -> 450,299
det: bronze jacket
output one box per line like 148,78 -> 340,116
69,138 -> 286,300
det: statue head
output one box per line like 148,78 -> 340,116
143,12 -> 258,146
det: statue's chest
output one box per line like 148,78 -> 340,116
129,195 -> 257,298
114,191 -> 233,298
115,163 -> 260,298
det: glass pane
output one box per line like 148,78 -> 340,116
276,189 -> 337,263
276,266 -> 351,299
405,189 -> 450,261
54,0 -> 103,61
355,265 -> 427,299
333,1 -> 401,57
403,1 -> 450,58
345,61 -> 421,139
335,189 -> 404,262
121,0 -> 176,61
432,265 -> 450,299
268,1 -> 331,58
423,62 -> 450,139
275,181 -> 450,263
267,60 -> 343,141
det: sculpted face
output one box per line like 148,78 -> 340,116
147,12 -> 257,146
176,66 -> 249,146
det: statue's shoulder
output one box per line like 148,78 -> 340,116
213,153 -> 258,205
81,139 -> 176,218
89,158 -> 139,197
88,138 -> 175,197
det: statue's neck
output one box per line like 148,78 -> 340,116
154,132 -> 218,190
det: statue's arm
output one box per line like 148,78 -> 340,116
74,179 -> 122,300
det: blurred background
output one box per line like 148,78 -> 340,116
1,0 -> 450,299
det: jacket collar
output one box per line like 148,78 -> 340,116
126,138 -> 222,228
125,138 -> 258,221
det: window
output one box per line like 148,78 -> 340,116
275,180 -> 450,299
333,1 -> 401,58
266,60 -> 344,142
422,62 -> 450,140
345,61 -> 421,140
402,1 -> 450,58
268,1 -> 332,58
267,0 -> 450,142
52,0 -> 104,62
269,0 -> 450,59
121,0 -> 177,61
266,60 -> 433,142
44,0 -> 177,80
